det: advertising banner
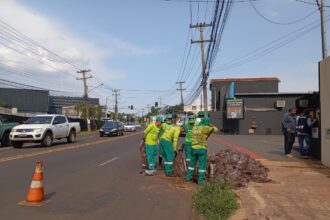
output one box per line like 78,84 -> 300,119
226,99 -> 244,119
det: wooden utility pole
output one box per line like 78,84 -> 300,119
191,22 -> 213,117
112,89 -> 120,120
76,69 -> 92,132
176,81 -> 186,111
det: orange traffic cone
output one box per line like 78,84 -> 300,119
25,161 -> 45,203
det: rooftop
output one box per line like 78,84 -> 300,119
210,77 -> 280,83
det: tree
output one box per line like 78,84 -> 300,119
75,103 -> 102,121
165,104 -> 183,114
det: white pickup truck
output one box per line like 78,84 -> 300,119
9,114 -> 81,148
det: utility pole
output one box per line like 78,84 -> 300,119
191,22 -> 213,117
105,96 -> 109,119
112,89 -> 120,120
147,104 -> 150,114
318,0 -> 328,59
76,69 -> 92,132
176,81 -> 186,112
159,97 -> 162,109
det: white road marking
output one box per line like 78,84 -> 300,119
0,147 -> 12,151
98,157 -> 118,167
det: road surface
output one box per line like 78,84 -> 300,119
0,131 -> 193,220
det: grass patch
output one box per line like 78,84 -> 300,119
193,182 -> 238,220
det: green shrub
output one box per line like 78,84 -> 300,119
193,182 -> 238,220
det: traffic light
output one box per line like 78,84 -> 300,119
131,105 -> 133,110
155,102 -> 158,107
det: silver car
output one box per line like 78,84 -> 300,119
124,122 -> 136,132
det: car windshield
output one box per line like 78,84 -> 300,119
125,122 -> 135,125
26,116 -> 53,124
103,122 -> 116,128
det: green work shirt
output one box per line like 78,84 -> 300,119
159,123 -> 172,139
144,123 -> 161,146
191,125 -> 218,150
182,122 -> 194,143
160,125 -> 181,151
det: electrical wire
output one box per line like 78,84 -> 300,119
295,0 -> 330,7
214,16 -> 329,71
249,0 -> 319,25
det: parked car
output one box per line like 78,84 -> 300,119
99,121 -> 124,137
9,114 -> 81,148
124,122 -> 136,132
134,122 -> 142,129
0,118 -> 19,147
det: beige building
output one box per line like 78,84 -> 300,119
184,98 -> 211,114
319,57 -> 330,167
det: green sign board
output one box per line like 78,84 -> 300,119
226,99 -> 244,119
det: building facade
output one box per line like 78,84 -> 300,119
210,77 -> 314,135
48,96 -> 99,114
184,98 -> 211,114
0,88 -> 49,113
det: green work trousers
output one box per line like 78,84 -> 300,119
185,148 -> 207,184
184,141 -> 192,166
146,144 -> 158,171
160,139 -> 174,175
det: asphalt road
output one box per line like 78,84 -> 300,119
0,131 -> 193,220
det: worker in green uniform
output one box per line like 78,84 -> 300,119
159,114 -> 180,176
143,116 -> 163,176
185,117 -> 218,184
196,111 -> 211,125
181,115 -> 196,167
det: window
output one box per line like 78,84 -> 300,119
192,106 -> 196,110
54,116 -> 67,124
58,116 -> 67,124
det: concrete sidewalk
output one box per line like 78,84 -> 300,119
207,134 -> 330,220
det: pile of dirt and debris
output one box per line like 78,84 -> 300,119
173,151 -> 187,177
208,148 -> 271,188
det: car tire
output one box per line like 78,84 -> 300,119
12,141 -> 23,148
41,132 -> 53,147
100,134 -> 103,137
1,132 -> 11,147
67,130 -> 76,143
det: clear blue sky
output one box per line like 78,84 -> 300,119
0,0 -> 328,114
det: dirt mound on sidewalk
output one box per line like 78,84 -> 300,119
208,148 -> 271,188
173,151 -> 187,177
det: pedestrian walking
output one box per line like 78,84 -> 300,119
143,116 -> 163,176
296,109 -> 315,159
181,115 -> 196,167
185,117 -> 218,184
281,108 -> 296,157
159,114 -> 180,176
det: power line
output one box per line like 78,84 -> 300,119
248,0 -> 319,25
0,78 -> 59,91
295,0 -> 330,7
0,20 -> 84,70
214,16 -> 330,71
